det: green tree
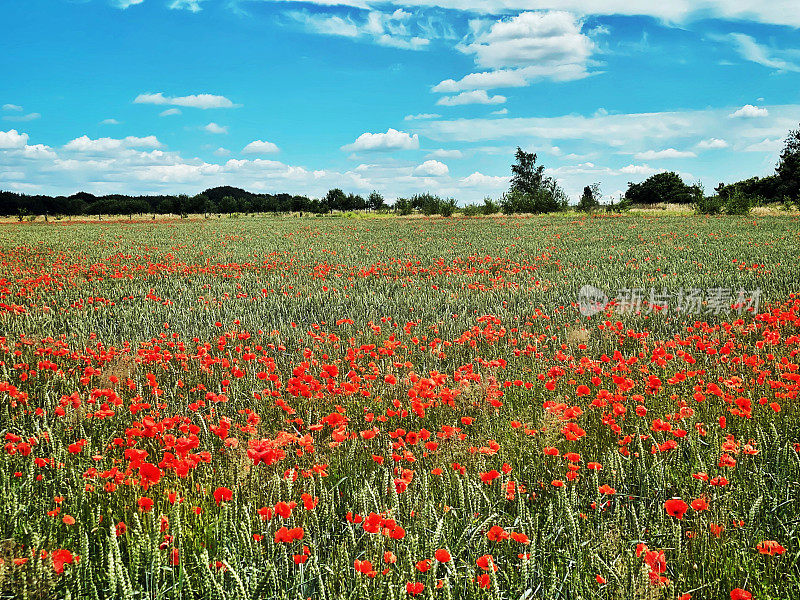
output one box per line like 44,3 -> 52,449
776,124 -> 800,202
504,148 -> 567,213
325,188 -> 347,212
577,183 -> 601,212
367,191 -> 385,212
624,172 -> 700,205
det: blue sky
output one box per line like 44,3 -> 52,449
2,0 -> 800,203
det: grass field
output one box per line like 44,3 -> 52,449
1,213 -> 799,600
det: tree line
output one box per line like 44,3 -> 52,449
3,124 -> 799,219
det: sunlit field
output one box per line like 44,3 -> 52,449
1,214 -> 799,600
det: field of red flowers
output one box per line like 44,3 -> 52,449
0,214 -> 798,600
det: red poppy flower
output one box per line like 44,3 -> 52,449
213,487 -> 232,505
406,582 -> 424,596
434,549 -> 451,562
664,498 -> 688,520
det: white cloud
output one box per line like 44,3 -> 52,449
214,147 -> 231,157
242,139 -> 280,154
341,128 -> 419,152
433,12 -> 594,97
2,112 -> 41,122
159,108 -> 182,117
729,104 -> 769,118
427,149 -> 463,159
404,113 -> 441,121
634,148 -> 697,159
0,129 -> 30,149
619,164 -> 664,175
114,0 -> 144,8
169,0 -> 205,11
203,122 -> 228,134
726,33 -> 800,73
462,11 -> 593,70
433,69 -> 529,93
414,159 -> 449,176
2,104 -> 23,112
696,137 -> 729,149
743,138 -> 783,152
492,108 -> 509,115
251,1 -> 800,28
437,90 -> 506,106
290,10 -> 430,50
100,118 -> 121,125
20,144 -> 57,160
417,104 -> 800,149
63,135 -> 162,152
134,92 -> 237,109
460,172 -> 509,187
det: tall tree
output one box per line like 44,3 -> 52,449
776,125 -> 800,201
510,147 -> 545,199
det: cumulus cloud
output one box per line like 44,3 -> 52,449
202,122 -> 228,134
242,139 -> 280,154
213,147 -> 231,157
413,159 -> 449,176
634,148 -> 697,159
437,90 -> 506,106
492,108 -> 509,115
729,104 -> 769,118
619,164 -> 664,175
696,138 -> 729,149
341,128 -> 419,152
460,172 -> 509,187
2,104 -> 23,112
134,92 -> 238,109
100,118 -> 121,125
114,0 -> 144,8
0,129 -> 29,149
461,11 -> 593,71
160,108 -> 182,117
432,12 -> 594,98
63,135 -> 162,152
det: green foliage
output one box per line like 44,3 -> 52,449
725,190 -> 752,215
366,191 -> 385,212
481,197 -> 500,215
577,184 -> 601,212
624,171 -> 701,205
393,197 -> 413,215
502,148 -> 567,214
695,195 -> 724,215
438,198 -> 457,217
776,125 -> 800,201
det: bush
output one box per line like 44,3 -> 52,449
695,195 -> 724,215
725,191 -> 752,215
461,204 -> 483,216
481,197 -> 500,215
439,198 -> 457,217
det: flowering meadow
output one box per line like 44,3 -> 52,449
1,214 -> 799,600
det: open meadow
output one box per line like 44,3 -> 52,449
1,213 -> 799,600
